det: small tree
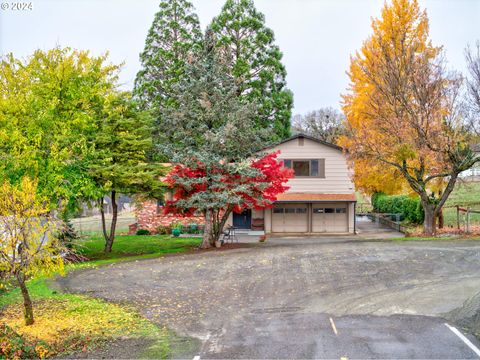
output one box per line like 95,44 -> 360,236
0,178 -> 64,325
292,107 -> 346,144
88,92 -> 165,252
0,48 -> 119,216
164,152 -> 293,248
465,41 -> 480,136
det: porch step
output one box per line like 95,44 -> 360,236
235,229 -> 265,236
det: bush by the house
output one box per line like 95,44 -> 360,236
155,225 -> 172,235
372,192 -> 424,224
135,229 -> 151,236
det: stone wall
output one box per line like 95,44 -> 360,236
135,200 -> 204,234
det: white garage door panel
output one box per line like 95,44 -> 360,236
272,203 -> 308,233
312,203 -> 348,233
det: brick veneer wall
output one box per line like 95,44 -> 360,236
135,200 -> 204,234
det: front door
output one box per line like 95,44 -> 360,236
233,209 -> 252,229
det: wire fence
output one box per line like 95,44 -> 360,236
71,211 -> 136,236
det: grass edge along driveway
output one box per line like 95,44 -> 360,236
0,234 -> 202,359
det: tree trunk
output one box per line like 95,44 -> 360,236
422,203 -> 436,236
16,273 -> 34,325
211,207 -> 234,246
104,190 -> 117,253
438,208 -> 444,229
99,197 -> 109,244
201,209 -> 213,249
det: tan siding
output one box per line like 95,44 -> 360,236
272,138 -> 354,194
348,203 -> 355,233
264,208 -> 272,234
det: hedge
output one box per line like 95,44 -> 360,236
371,192 -> 424,224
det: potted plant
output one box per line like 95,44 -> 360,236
171,221 -> 182,237
259,234 -> 267,242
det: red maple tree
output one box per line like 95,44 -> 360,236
164,151 -> 293,248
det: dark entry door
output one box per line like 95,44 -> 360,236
233,209 -> 252,229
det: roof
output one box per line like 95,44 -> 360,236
275,193 -> 357,202
265,133 -> 343,152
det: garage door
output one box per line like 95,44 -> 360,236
272,203 -> 308,233
312,203 -> 348,232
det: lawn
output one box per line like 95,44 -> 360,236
73,234 -> 202,262
444,181 -> 480,227
1,234 -> 203,359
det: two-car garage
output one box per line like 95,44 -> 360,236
271,202 -> 350,233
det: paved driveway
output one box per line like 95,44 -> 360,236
60,238 -> 480,359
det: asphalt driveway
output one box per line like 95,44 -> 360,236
59,238 -> 480,359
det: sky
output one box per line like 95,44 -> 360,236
1,0 -> 479,115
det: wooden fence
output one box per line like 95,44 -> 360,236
455,206 -> 480,233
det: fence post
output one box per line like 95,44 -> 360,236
456,205 -> 460,229
466,207 -> 470,234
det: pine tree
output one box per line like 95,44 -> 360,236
210,0 -> 293,140
134,0 -> 203,117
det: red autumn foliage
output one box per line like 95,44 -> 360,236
163,151 -> 293,216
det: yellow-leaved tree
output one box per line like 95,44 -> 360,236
0,178 -> 64,325
339,0 -> 479,235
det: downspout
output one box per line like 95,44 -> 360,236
354,202 -> 357,234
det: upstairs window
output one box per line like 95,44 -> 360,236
283,159 -> 325,178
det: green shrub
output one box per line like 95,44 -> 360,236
135,229 -> 151,236
371,192 -> 424,224
187,223 -> 199,234
156,225 -> 172,235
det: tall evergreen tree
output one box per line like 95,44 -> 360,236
134,0 -> 203,118
210,0 -> 293,140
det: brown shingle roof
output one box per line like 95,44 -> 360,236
276,193 -> 356,202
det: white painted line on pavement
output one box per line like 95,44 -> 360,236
193,356 -> 200,360
330,317 -> 338,335
445,323 -> 480,358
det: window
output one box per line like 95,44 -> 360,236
283,159 -> 325,177
335,208 -> 347,213
296,208 -> 307,213
325,208 -> 335,213
156,198 -> 164,214
313,208 -> 324,214
293,161 -> 310,176
273,208 -> 284,214
285,208 -> 295,214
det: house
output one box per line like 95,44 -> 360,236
459,144 -> 480,179
135,133 -> 357,235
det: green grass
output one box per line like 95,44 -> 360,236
443,181 -> 480,227
0,234 -> 203,358
73,234 -> 202,261
445,182 -> 480,206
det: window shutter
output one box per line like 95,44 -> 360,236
319,159 -> 325,178
311,160 -> 319,176
284,159 -> 292,168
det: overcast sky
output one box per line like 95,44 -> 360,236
1,0 -> 479,115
